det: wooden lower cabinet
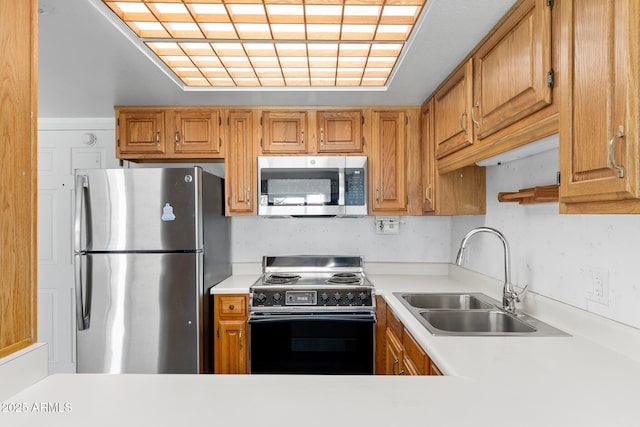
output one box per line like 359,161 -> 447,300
378,299 -> 441,376
213,294 -> 248,374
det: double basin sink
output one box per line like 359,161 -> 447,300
394,292 -> 568,336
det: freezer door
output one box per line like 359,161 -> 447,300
76,253 -> 202,374
75,167 -> 203,252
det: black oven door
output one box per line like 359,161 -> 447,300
249,313 -> 375,375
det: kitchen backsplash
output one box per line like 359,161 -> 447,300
450,137 -> 640,330
231,215 -> 451,263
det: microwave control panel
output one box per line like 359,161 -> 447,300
345,168 -> 366,206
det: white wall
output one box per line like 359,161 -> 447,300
232,216 -> 451,263
450,137 -> 640,330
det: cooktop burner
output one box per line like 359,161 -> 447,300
327,273 -> 362,285
250,255 -> 375,311
263,273 -> 301,285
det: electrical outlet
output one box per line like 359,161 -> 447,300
584,267 -> 609,305
375,216 -> 400,235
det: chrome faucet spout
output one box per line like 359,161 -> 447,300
455,227 -> 523,312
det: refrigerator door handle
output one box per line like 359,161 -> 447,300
74,174 -> 90,253
74,254 -> 91,330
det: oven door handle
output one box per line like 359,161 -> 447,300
249,313 -> 376,324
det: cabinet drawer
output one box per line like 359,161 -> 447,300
386,306 -> 403,341
217,295 -> 247,317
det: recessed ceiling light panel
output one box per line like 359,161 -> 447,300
101,0 -> 428,88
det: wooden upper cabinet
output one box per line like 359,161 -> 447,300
473,0 -> 552,140
316,110 -> 363,153
370,110 -> 408,213
559,0 -> 640,211
226,110 -> 256,215
421,100 -> 436,213
117,109 -> 166,155
434,59 -> 474,159
174,110 -> 222,156
116,107 -> 224,160
261,110 -> 308,153
421,98 -> 486,216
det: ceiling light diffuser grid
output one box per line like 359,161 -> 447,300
102,0 -> 427,88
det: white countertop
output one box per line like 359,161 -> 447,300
4,265 -> 640,426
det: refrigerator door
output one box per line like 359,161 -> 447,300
76,252 -> 202,374
74,167 -> 203,252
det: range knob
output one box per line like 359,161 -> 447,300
333,292 -> 342,301
255,293 -> 267,304
358,292 -> 368,301
347,292 -> 355,302
272,292 -> 282,303
320,292 -> 329,303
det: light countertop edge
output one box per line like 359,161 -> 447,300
5,265 -> 640,426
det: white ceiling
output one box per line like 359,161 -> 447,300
37,0 -> 517,118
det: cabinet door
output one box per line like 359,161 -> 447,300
261,111 -> 308,153
434,59 -> 473,159
226,111 -> 256,215
216,320 -> 247,374
317,110 -> 363,153
421,100 -> 435,212
174,110 -> 222,156
385,328 -> 404,375
370,110 -> 407,213
403,355 -> 420,376
559,0 -> 640,205
117,109 -> 165,155
473,0 -> 552,140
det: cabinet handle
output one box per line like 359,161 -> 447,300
399,368 -> 405,375
392,358 -> 399,375
246,188 -> 251,207
300,129 -> 304,145
320,127 -> 324,145
608,125 -> 625,178
376,189 -> 380,203
425,184 -> 432,203
175,130 -> 179,146
460,111 -> 468,134
156,129 -> 160,145
471,101 -> 480,128
239,330 -> 243,350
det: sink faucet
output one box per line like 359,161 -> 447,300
454,227 -> 527,313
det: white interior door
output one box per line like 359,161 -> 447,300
37,119 -> 119,373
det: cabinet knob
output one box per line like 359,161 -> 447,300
228,304 -> 235,310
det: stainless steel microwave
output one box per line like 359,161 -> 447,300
257,156 -> 367,217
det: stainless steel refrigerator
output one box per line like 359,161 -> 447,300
73,167 -> 231,374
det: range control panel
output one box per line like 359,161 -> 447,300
251,288 -> 373,308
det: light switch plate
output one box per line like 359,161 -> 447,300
375,216 -> 400,235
